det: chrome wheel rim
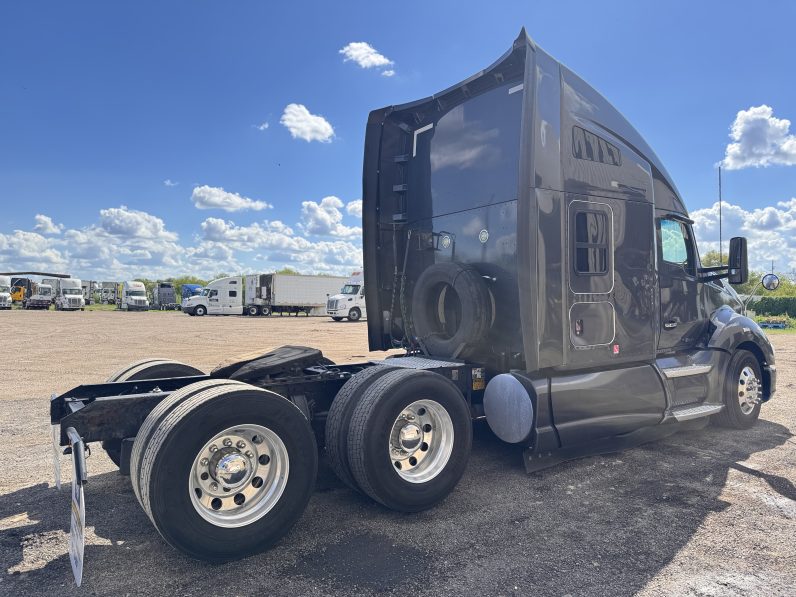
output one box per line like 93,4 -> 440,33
738,365 -> 762,415
189,424 -> 288,528
388,399 -> 454,484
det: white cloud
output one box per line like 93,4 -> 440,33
346,199 -> 363,218
191,185 -> 272,212
33,214 -> 63,235
99,206 -> 178,241
163,179 -> 179,187
340,42 -> 393,69
280,104 -> 335,143
256,122 -> 269,131
722,105 -> 796,170
381,69 -> 395,78
299,196 -> 362,238
691,198 -> 796,271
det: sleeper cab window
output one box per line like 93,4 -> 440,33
229,290 -> 237,298
574,210 -> 609,275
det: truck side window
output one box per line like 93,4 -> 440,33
574,210 -> 609,275
229,291 -> 237,297
659,219 -> 695,275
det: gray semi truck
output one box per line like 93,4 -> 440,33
49,30 -> 779,581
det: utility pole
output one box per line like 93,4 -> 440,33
718,166 -> 723,263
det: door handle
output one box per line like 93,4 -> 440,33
664,320 -> 679,329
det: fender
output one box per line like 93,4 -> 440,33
707,305 -> 777,400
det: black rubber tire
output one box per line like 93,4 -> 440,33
102,359 -> 206,468
136,384 -> 317,562
324,366 -> 400,490
347,368 -> 472,512
348,307 -> 361,322
410,262 -> 491,359
247,305 -> 260,316
194,305 -> 207,316
130,379 -> 241,501
260,306 -> 271,316
713,349 -> 763,429
331,317 -> 343,322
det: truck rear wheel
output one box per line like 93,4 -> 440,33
713,349 -> 763,429
247,305 -> 260,316
325,365 -> 399,490
102,359 -> 205,467
347,369 -> 472,512
260,306 -> 271,316
135,383 -> 317,561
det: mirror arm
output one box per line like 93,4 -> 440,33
741,280 -> 763,314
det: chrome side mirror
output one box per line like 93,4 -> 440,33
761,273 -> 780,291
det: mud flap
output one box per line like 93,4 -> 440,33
65,427 -> 87,587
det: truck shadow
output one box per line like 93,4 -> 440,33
1,419 -> 792,596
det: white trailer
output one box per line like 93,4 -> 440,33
244,273 -> 348,316
0,275 -> 11,310
182,274 -> 347,317
55,278 -> 85,311
327,271 -> 366,321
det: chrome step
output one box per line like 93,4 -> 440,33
670,403 -> 723,421
662,364 -> 713,379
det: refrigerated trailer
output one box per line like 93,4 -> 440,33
50,30 -> 779,583
181,273 -> 347,316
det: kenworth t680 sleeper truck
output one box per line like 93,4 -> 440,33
50,30 -> 778,582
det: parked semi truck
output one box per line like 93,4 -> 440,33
182,273 -> 346,316
54,278 -> 85,311
24,282 -> 53,309
81,280 -> 96,305
151,282 -> 180,310
327,272 -> 366,321
98,282 -> 117,304
50,31 -> 779,583
0,275 -> 11,310
118,281 -> 149,311
181,283 -> 203,301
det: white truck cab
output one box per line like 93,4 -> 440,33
55,278 -> 86,311
327,272 -> 366,321
24,283 -> 53,309
0,275 -> 11,310
120,281 -> 150,311
182,276 -> 242,316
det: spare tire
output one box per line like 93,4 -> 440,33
411,262 -> 491,359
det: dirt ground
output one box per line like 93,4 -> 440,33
0,310 -> 793,597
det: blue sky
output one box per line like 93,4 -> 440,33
1,0 -> 795,279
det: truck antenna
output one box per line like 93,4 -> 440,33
718,165 -> 723,264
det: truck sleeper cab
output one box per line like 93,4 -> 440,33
49,30 -> 777,579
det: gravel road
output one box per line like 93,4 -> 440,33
1,311 -> 793,596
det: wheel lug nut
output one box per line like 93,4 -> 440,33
200,458 -> 209,466
209,444 -> 218,453
236,440 -> 246,449
223,438 -> 233,447
245,451 -> 254,458
210,482 -> 218,491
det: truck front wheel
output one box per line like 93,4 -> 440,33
347,369 -> 472,512
714,349 -> 763,429
348,307 -> 361,322
195,305 -> 207,316
134,383 -> 317,561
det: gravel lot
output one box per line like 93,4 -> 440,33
1,310 -> 794,596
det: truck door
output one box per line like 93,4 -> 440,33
656,215 -> 704,351
206,289 -> 221,314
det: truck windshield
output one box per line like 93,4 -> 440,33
128,291 -> 146,297
40,288 -> 51,296
63,288 -> 82,295
341,284 -> 360,295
